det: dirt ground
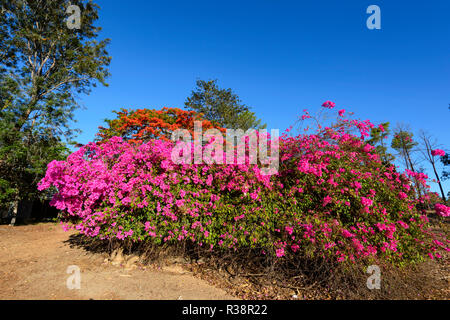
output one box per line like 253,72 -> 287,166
0,223 -> 235,300
1,222 -> 448,300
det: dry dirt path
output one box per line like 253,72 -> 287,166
0,223 -> 235,300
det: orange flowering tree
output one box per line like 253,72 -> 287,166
97,107 -> 225,143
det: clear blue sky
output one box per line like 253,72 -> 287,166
74,0 -> 450,194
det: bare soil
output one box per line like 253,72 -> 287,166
0,223 -> 235,300
1,221 -> 448,300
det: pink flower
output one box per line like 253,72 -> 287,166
285,226 -> 294,235
321,101 -> 336,109
435,203 -> 450,217
342,229 -> 354,238
175,199 -> 185,208
276,248 -> 285,257
324,242 -> 335,250
398,192 -> 408,200
431,149 -> 445,157
322,195 -> 332,207
397,221 -> 409,229
364,144 -> 375,153
361,197 -> 373,207
338,109 -> 345,117
250,190 -> 259,200
301,114 -> 311,120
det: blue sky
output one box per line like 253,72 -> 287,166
74,0 -> 450,194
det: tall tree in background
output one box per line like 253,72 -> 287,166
391,126 -> 418,173
367,122 -> 394,165
418,131 -> 447,201
444,104 -> 450,200
441,154 -> 450,200
442,154 -> 450,180
0,0 -> 110,220
185,79 -> 266,131
391,125 -> 422,198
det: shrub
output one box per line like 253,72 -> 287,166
38,105 -> 449,269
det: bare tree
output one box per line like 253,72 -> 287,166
418,131 -> 447,201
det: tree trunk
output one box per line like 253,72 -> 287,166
405,149 -> 422,199
431,162 -> 447,201
9,200 -> 19,226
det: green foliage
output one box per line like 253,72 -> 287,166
185,79 -> 266,130
391,130 -> 418,154
391,128 -> 418,175
0,0 -> 110,207
367,122 -> 394,165
442,154 -> 450,181
0,122 -> 68,206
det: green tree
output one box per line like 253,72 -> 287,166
442,154 -> 450,201
442,154 -> 450,180
391,127 -> 418,173
0,0 -> 110,218
367,122 -> 394,165
184,79 -> 266,131
391,126 -> 421,198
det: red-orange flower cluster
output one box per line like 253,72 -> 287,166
97,107 -> 225,144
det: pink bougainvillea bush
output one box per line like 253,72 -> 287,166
38,105 -> 449,267
435,203 -> 450,217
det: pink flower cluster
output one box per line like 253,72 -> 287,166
431,149 -> 446,157
321,100 -> 336,109
435,203 -> 450,217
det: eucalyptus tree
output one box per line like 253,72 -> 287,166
0,0 -> 111,220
